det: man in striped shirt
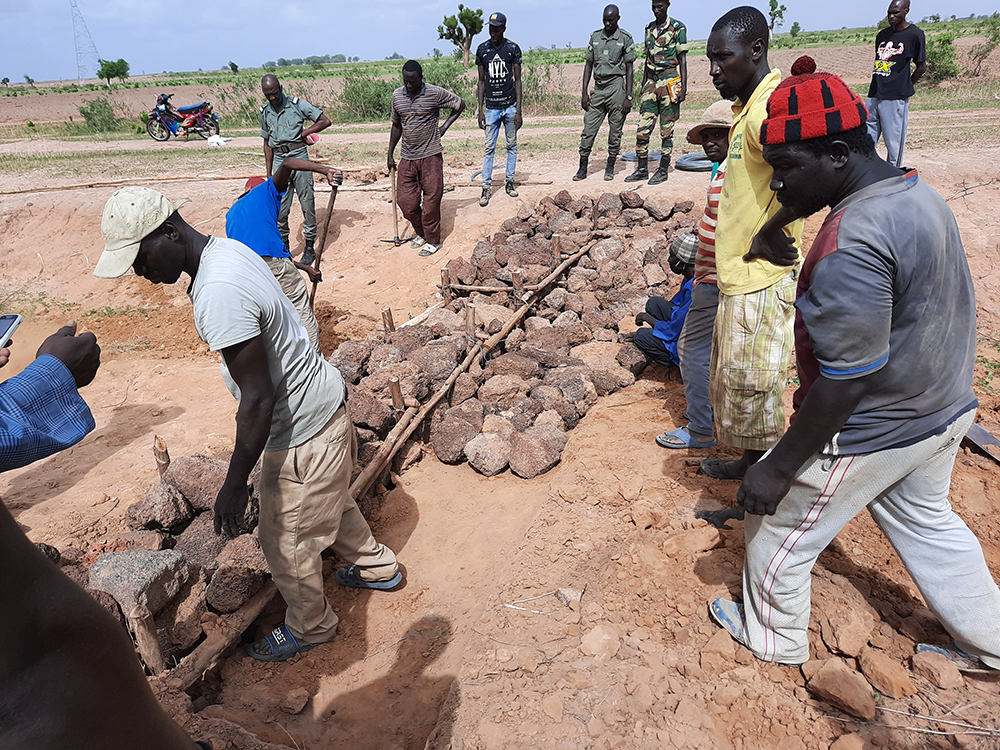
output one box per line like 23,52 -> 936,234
656,100 -> 731,450
387,60 -> 466,257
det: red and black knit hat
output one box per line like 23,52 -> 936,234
760,72 -> 868,146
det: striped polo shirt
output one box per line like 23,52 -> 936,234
694,159 -> 725,286
390,83 -> 463,160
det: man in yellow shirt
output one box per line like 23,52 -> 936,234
702,6 -> 802,481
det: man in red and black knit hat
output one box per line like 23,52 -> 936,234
708,69 -> 1000,673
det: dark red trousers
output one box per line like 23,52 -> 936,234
396,153 -> 444,245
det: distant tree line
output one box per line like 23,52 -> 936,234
262,54 -> 356,67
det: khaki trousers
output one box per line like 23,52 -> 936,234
258,406 -> 398,643
264,256 -> 321,354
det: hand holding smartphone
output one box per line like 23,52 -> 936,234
0,314 -> 22,350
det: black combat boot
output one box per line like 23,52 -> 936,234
301,239 -> 316,266
648,158 -> 671,185
573,155 -> 589,181
604,156 -> 616,181
623,157 -> 648,182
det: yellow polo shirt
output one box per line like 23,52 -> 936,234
715,69 -> 803,296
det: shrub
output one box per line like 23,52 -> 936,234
338,71 -> 395,121
924,32 -> 959,83
422,58 -> 475,108
78,97 -> 117,132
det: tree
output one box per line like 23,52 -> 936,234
97,58 -> 129,88
438,4 -> 484,68
229,61 -> 239,73
23,75 -> 35,88
967,12 -> 1000,76
768,0 -> 786,31
1,77 -> 8,87
789,21 -> 800,38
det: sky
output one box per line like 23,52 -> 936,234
2,0 -> 997,84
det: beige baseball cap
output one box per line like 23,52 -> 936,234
94,186 -> 190,278
686,99 -> 735,144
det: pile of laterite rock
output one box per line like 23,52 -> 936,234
330,188 -> 694,481
44,454 -> 269,665
41,189 -> 694,668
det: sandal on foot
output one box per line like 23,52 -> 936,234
336,564 -> 403,590
411,237 -> 426,249
700,457 -> 745,481
917,642 -> 998,673
418,243 -> 440,257
656,426 -> 716,449
247,624 -> 318,662
709,598 -> 749,648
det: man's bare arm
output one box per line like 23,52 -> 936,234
263,140 -> 274,178
439,97 -> 466,137
215,335 -> 275,538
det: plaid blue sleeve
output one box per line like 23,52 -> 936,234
0,355 -> 95,472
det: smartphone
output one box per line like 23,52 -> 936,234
0,314 -> 22,349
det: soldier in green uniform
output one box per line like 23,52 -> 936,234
575,4 -> 635,182
624,0 -> 688,185
260,74 -> 331,265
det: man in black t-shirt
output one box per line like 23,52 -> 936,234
476,11 -> 523,207
866,0 -> 926,167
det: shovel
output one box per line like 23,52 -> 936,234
380,165 -> 415,246
964,423 -> 1000,465
308,172 -> 342,309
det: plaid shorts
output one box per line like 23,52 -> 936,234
710,271 -> 797,450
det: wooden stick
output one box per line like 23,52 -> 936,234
165,581 -> 277,690
127,605 -> 165,674
552,234 -> 562,263
442,283 -> 512,294
465,303 -> 477,338
153,435 -> 171,480
512,270 -> 524,291
389,377 -> 404,411
446,180 -> 554,188
382,307 -> 396,333
440,269 -> 452,302
399,300 -> 446,329
309,185 -> 338,309
348,407 -> 419,501
390,166 -> 400,243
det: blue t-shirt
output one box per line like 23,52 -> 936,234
652,276 -> 693,366
225,179 -> 290,259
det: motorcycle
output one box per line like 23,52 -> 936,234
146,93 -> 220,141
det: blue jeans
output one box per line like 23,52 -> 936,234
482,105 -> 518,187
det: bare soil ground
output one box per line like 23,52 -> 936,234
1,46 -> 1000,750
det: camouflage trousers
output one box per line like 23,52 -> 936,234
634,78 -> 680,159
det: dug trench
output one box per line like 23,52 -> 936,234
2,154 -> 1000,749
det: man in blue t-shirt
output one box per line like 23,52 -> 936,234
226,158 -> 341,353
476,11 -> 522,207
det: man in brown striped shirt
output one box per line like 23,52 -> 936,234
387,60 -> 466,256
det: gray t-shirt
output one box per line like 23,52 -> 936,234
793,172 -> 977,454
189,237 -> 344,451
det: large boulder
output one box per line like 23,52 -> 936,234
544,367 -> 599,416
162,454 -> 228,512
205,535 -> 269,614
327,340 -> 372,384
471,240 -> 497,268
643,194 -> 674,221
617,342 -> 649,376
359,361 -> 430,403
172,514 -> 229,574
620,190 -> 644,209
348,391 -> 396,437
589,238 -> 625,265
410,338 -> 463,383
478,375 -> 530,405
805,659 -> 877,720
429,416 -> 479,464
88,550 -> 189,617
464,433 -> 513,477
489,353 -> 543,380
509,430 -> 564,478
446,399 -> 485,431
126,483 -> 194,532
366,344 -> 405,374
446,257 -> 477,285
595,192 -> 623,220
